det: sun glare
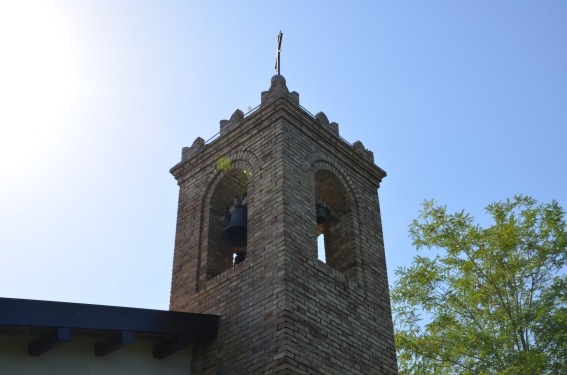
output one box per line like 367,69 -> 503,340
0,1 -> 78,181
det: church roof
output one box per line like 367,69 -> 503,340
0,297 -> 219,358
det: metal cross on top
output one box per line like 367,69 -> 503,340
274,30 -> 283,75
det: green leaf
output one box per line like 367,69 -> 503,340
393,196 -> 567,374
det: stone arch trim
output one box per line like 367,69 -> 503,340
194,149 -> 260,290
308,152 -> 364,286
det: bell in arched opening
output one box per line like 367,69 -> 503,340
316,204 -> 327,225
222,195 -> 247,247
316,196 -> 329,225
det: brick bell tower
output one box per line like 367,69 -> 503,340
169,75 -> 398,374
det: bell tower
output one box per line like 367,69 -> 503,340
169,75 -> 398,374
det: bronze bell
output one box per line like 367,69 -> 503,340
316,203 -> 327,225
223,206 -> 247,247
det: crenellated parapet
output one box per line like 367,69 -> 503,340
181,137 -> 205,161
178,76 -> 378,167
219,109 -> 244,136
352,140 -> 374,163
315,111 -> 340,136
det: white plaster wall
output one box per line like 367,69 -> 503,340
0,334 -> 193,375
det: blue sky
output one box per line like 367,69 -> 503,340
1,1 -> 566,310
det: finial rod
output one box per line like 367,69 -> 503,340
274,30 -> 283,75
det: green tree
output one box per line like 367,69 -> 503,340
392,195 -> 567,374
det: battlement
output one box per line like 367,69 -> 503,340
178,75 -> 376,167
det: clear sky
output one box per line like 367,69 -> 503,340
1,1 -> 566,310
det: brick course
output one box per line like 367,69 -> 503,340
169,75 -> 398,374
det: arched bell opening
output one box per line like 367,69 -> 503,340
207,169 -> 248,280
314,170 -> 356,279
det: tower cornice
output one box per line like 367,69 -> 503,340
171,76 -> 386,188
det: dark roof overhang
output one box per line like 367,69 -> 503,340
0,297 -> 219,358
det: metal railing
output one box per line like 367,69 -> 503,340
202,104 -> 261,146
204,132 -> 220,145
243,104 -> 261,118
299,104 -> 317,119
300,105 -> 352,147
202,102 -> 353,148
